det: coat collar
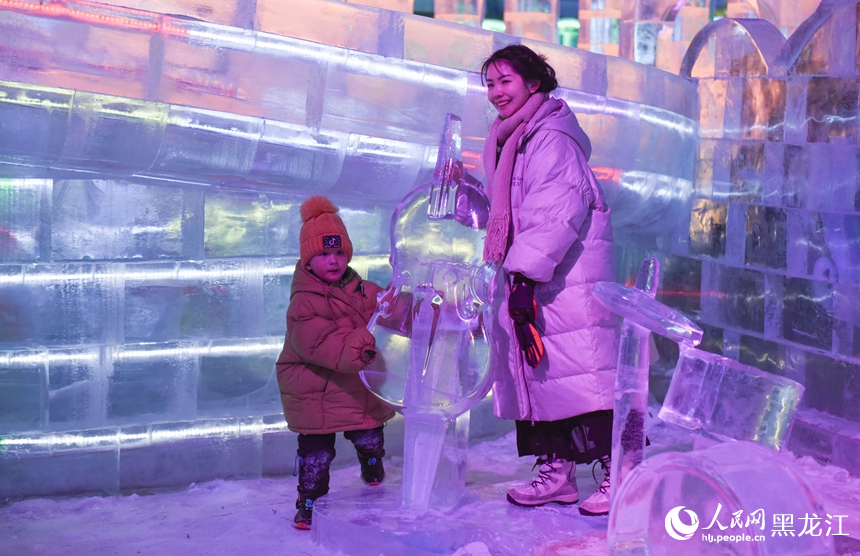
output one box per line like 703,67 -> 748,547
291,263 -> 363,300
519,97 -> 592,161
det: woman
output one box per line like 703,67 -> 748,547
481,44 -> 619,516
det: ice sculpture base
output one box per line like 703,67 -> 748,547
312,476 -> 610,556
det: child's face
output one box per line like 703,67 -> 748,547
306,250 -> 349,283
485,60 -> 540,120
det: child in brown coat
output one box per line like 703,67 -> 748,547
275,196 -> 395,530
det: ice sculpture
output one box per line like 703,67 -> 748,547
608,440 -> 836,556
596,271 -> 804,454
658,344 -> 805,450
606,258 -> 695,493
360,113 -> 496,511
599,261 -> 819,555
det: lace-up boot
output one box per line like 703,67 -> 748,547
506,457 -> 579,507
579,455 -> 611,516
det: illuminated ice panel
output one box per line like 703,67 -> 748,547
246,121 -> 347,191
52,180 -> 200,261
202,192 -> 299,259
0,427 -> 121,498
195,339 -> 282,419
118,416 -> 265,490
433,0 -> 485,27
47,347 -> 103,431
53,94 -> 168,174
0,263 -> 122,347
701,263 -> 765,335
107,341 -> 198,423
0,179 -> 50,262
262,260 -> 295,338
0,82 -> 73,167
0,354 -> 47,432
129,260 -> 265,340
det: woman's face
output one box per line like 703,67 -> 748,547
486,60 -> 540,120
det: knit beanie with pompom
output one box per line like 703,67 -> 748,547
299,196 -> 353,266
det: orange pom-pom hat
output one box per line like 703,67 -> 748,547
299,196 -> 353,266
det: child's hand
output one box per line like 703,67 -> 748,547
340,327 -> 377,372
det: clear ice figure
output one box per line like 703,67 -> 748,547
596,258 -> 817,556
604,258 -> 669,495
658,345 -> 804,450
594,263 -> 803,454
361,113 -> 496,511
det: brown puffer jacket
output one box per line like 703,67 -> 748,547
276,263 -> 395,434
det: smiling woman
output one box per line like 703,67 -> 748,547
478,44 -> 620,517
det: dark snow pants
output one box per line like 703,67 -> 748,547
296,426 -> 385,501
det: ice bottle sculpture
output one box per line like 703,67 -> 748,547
360,113 -> 496,511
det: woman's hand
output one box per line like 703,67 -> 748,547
508,274 -> 545,368
508,274 -> 537,323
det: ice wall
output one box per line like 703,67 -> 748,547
0,0 -> 697,498
578,0 -> 714,74
643,0 -> 860,477
727,0 -> 820,38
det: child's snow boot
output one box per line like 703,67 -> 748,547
579,455 -> 611,516
346,427 -> 386,486
358,451 -> 385,485
293,496 -> 314,530
506,457 -> 579,507
293,442 -> 335,530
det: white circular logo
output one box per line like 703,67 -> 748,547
665,506 -> 699,540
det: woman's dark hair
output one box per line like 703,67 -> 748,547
481,44 -> 558,93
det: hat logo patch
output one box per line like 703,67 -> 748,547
323,235 -> 342,249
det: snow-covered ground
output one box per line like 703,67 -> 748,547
2,428 -> 860,556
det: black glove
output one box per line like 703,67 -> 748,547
508,274 -> 545,368
508,274 -> 537,324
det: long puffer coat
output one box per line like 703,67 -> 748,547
489,97 -> 619,423
276,263 -> 395,434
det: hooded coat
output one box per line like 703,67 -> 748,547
489,98 -> 619,423
276,263 -> 395,434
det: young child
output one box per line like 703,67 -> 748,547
275,195 -> 395,530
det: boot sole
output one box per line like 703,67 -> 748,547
506,493 -> 580,507
578,507 -> 609,516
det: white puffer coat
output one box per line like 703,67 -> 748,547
488,98 -> 619,423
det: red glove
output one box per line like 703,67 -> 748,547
514,321 -> 545,368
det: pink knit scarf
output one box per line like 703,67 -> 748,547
482,92 -> 549,263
